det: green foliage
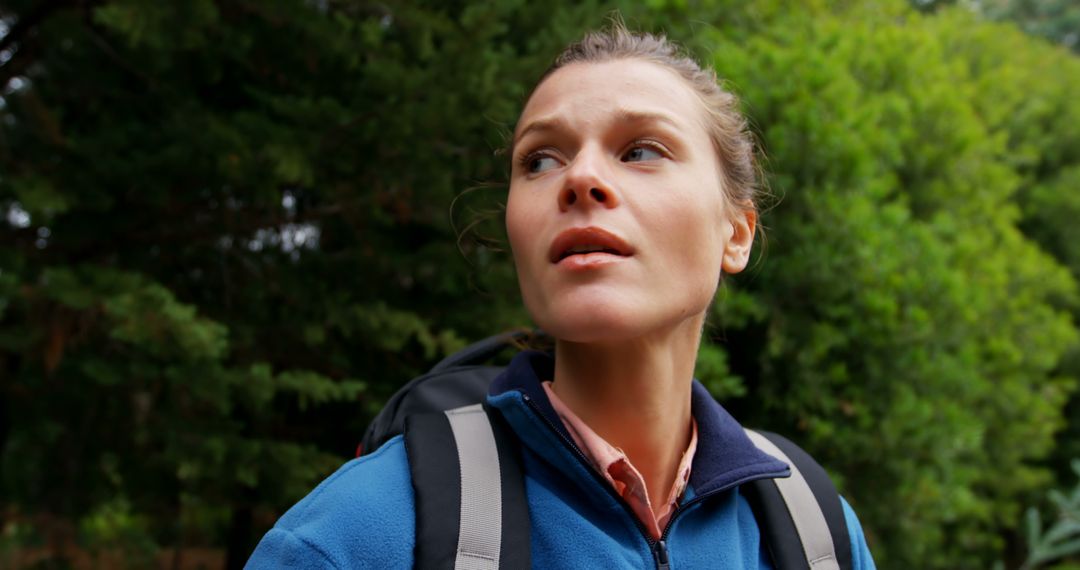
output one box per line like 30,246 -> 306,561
1019,460 -> 1080,570
2,0 -> 1079,568
691,2 -> 1080,567
78,498 -> 159,569
978,0 -> 1080,53
695,341 -> 746,400
0,0 -> 618,564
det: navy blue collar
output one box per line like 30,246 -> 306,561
489,351 -> 789,497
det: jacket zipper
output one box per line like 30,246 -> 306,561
522,394 -> 688,569
520,392 -> 786,568
653,539 -> 671,570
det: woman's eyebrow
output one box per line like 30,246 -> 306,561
513,116 -> 567,148
512,108 -> 686,149
609,108 -> 685,132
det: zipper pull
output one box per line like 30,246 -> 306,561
653,540 -> 670,570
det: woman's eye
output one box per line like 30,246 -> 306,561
527,155 -> 561,173
622,145 -> 663,163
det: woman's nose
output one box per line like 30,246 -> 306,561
558,150 -> 620,212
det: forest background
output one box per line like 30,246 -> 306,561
2,0 -> 1080,568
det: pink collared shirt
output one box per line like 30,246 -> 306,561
541,381 -> 698,540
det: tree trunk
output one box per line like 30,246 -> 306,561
224,498 -> 254,570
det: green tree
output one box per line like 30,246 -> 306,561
682,2 -> 1080,566
0,0 -> 610,564
909,0 -> 1080,53
955,0 -> 1080,540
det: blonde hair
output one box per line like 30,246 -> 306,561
520,21 -> 762,221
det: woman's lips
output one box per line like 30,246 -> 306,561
548,227 -> 634,267
556,251 -> 629,271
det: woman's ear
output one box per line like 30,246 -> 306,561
721,209 -> 756,275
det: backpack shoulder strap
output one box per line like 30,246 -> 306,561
359,331 -> 534,458
405,403 -> 530,570
743,429 -> 853,570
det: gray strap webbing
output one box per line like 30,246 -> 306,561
445,404 -> 502,570
745,429 -> 840,570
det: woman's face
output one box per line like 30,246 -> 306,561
506,59 -> 754,343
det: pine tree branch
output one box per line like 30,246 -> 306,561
0,0 -> 77,89
0,0 -> 72,54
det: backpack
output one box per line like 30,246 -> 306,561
359,332 -> 853,570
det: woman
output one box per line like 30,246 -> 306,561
247,24 -> 875,569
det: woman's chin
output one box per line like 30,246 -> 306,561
531,303 -> 646,345
525,289 -> 713,346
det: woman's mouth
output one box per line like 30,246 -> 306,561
549,227 -> 634,268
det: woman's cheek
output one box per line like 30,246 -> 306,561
505,195 -> 546,319
505,193 -> 531,265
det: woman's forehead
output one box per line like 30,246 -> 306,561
514,59 -> 708,143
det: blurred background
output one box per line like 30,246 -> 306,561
2,0 -> 1079,568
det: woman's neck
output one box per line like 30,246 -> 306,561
549,316 -> 702,514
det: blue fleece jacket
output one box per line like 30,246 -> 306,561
247,351 -> 876,569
